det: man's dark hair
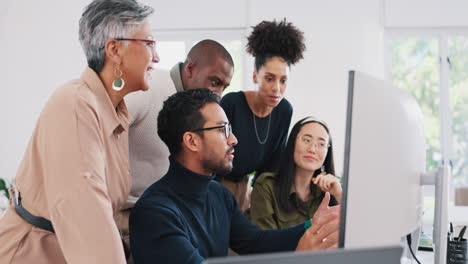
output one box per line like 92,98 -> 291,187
157,88 -> 220,156
184,39 -> 234,68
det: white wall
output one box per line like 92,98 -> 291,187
0,2 -> 8,137
1,0 -> 384,182
384,0 -> 468,28
0,3 -> 8,181
2,0 -> 88,183
149,0 -> 248,30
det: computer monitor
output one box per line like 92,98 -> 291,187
339,71 -> 425,248
205,246 -> 403,264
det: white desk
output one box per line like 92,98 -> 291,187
407,207 -> 468,264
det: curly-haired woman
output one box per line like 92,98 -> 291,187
219,19 -> 306,212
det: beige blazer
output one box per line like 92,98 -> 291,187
0,67 -> 131,263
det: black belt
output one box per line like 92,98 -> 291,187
12,190 -> 131,260
13,191 -> 55,233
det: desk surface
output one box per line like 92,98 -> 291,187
415,206 -> 467,264
418,250 -> 434,263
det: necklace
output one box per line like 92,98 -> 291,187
252,112 -> 271,144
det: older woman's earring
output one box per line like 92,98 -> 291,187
112,65 -> 125,91
321,166 -> 325,173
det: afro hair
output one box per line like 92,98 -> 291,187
246,19 -> 306,70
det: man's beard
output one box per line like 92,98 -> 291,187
201,155 -> 233,176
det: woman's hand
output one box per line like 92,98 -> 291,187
313,173 -> 342,203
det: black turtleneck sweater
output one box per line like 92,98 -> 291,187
129,157 -> 305,264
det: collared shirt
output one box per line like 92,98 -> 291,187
0,67 -> 130,263
250,172 -> 337,230
170,62 -> 185,92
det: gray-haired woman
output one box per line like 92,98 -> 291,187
0,0 -> 158,263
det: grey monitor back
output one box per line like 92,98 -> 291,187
339,71 -> 424,248
204,246 -> 403,264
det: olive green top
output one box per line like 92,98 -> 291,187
250,172 -> 337,230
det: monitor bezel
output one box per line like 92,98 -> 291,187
338,70 -> 355,248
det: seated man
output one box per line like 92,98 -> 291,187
129,89 -> 340,264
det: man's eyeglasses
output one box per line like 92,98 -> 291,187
192,123 -> 232,139
115,38 -> 156,53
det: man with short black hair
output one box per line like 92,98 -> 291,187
130,88 -> 340,264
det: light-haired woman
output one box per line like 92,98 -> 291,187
0,0 -> 158,263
